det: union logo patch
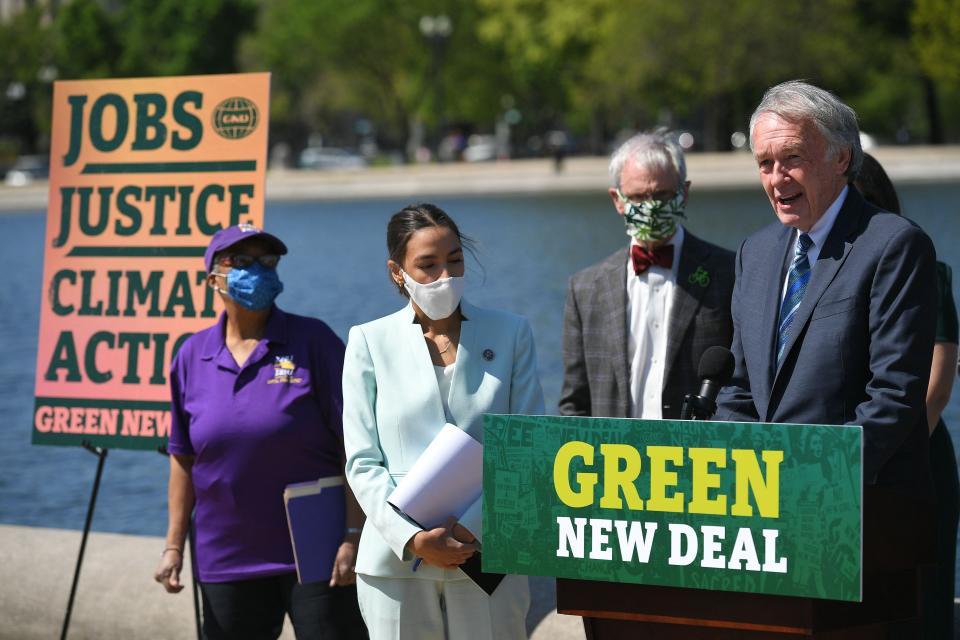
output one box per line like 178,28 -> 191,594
268,355 -> 302,384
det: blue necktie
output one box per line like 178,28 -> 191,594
776,233 -> 814,366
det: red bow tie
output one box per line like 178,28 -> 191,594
631,244 -> 674,275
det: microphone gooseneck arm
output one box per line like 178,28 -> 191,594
681,347 -> 735,421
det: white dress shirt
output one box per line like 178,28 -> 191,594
626,225 -> 685,419
780,185 -> 848,302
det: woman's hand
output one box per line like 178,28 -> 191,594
154,548 -> 185,593
329,540 -> 358,587
451,522 -> 476,544
408,517 -> 477,569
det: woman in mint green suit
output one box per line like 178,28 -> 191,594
342,204 -> 544,640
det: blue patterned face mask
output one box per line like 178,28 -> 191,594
617,189 -> 686,241
213,262 -> 284,311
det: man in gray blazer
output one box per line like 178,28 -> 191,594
716,81 -> 937,496
560,129 -> 735,420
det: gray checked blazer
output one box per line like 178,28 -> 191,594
559,230 -> 735,419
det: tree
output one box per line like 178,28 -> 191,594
54,0 -> 120,80
475,0 -> 610,152
912,0 -> 960,90
911,0 -> 960,142
0,6 -> 53,155
243,0 -> 507,155
579,0 -> 867,150
115,0 -> 257,77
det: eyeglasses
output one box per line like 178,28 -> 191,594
618,188 -> 679,204
216,254 -> 281,269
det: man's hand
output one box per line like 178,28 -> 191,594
408,517 -> 477,569
329,541 -> 358,587
154,548 -> 184,594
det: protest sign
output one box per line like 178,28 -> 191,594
33,73 -> 270,450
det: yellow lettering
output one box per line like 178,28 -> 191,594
731,449 -> 783,518
553,441 -> 597,508
647,445 -> 684,512
599,444 -> 644,510
688,447 -> 728,515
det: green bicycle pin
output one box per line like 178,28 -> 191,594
688,266 -> 710,287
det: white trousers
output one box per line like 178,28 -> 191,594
356,573 -> 529,640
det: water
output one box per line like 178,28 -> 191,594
1,183 -> 959,574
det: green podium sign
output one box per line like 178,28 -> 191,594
481,415 -> 862,602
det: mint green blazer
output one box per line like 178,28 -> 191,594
342,300 -> 544,580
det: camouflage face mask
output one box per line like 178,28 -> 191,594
617,190 -> 686,242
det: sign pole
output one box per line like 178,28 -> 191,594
60,442 -> 108,640
189,517 -> 202,639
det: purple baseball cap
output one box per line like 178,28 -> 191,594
204,223 -> 288,272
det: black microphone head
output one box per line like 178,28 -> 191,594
698,346 -> 735,384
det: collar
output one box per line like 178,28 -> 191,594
200,305 -> 287,360
628,224 -> 685,277
803,185 -> 848,251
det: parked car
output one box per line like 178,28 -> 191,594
298,147 -> 367,170
4,155 -> 49,186
463,134 -> 497,162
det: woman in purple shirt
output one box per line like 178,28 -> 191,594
154,225 -> 367,640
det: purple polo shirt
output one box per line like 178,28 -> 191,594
167,306 -> 345,583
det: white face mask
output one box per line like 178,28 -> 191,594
402,271 -> 465,320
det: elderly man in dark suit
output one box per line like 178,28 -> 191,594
560,129 -> 735,420
716,81 -> 937,496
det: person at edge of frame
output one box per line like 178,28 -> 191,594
853,152 -> 959,639
154,223 -> 368,640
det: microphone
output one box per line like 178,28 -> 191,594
680,347 -> 735,420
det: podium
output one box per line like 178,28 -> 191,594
557,487 -> 936,639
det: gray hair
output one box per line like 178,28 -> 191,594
609,129 -> 687,190
749,80 -> 862,180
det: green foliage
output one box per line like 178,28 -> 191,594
2,0 -> 960,154
579,0 -> 869,148
243,0 -> 421,147
912,0 -> 960,90
115,0 -> 257,77
54,0 -> 119,79
476,0 -> 609,141
243,0 -> 509,150
0,6 -> 53,153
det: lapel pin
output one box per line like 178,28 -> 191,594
482,349 -> 495,361
688,266 -> 710,288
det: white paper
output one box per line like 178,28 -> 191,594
387,423 -> 482,530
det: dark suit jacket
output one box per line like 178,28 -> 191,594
716,188 -> 937,494
559,230 -> 735,419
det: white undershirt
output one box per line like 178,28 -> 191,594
780,185 -> 848,302
433,363 -> 455,422
626,225 -> 684,419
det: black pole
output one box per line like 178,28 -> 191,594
60,442 -> 108,640
435,38 -> 446,159
189,516 -> 202,639
430,38 -> 442,159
